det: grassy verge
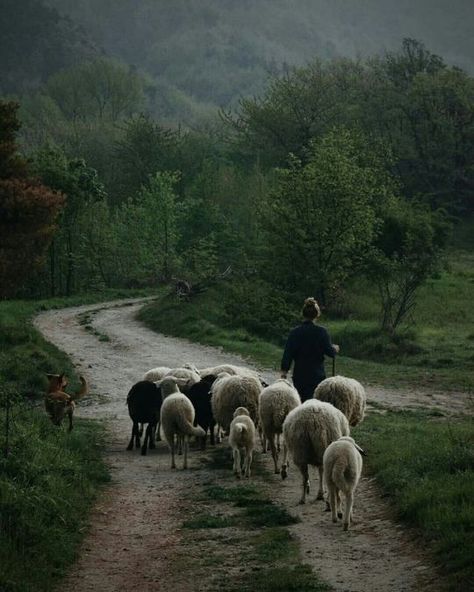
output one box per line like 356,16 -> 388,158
180,446 -> 330,592
0,289 -> 153,592
353,409 -> 474,592
0,410 -> 109,592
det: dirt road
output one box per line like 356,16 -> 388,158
35,298 -> 450,592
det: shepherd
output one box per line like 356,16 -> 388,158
280,297 -> 339,402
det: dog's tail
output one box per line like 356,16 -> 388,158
71,376 -> 89,400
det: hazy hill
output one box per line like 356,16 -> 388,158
44,0 -> 473,107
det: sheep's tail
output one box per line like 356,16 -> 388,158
235,423 -> 247,434
331,458 -> 355,491
71,376 -> 88,400
176,414 -> 206,437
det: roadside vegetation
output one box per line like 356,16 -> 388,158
0,290 -> 153,592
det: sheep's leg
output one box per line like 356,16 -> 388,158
170,434 -> 176,469
343,492 -> 353,531
177,435 -> 183,455
154,420 -> 161,442
281,440 -> 289,480
141,424 -> 151,456
138,423 -> 144,437
233,448 -> 241,478
298,464 -> 310,504
127,421 -> 139,450
329,487 -> 338,523
209,423 -> 215,446
269,435 -> 279,474
316,466 -> 325,500
245,449 -> 253,478
337,491 -> 343,519
183,436 -> 189,469
149,421 -> 156,449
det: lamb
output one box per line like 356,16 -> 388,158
211,373 -> 262,434
187,374 -> 218,448
143,366 -> 171,382
281,399 -> 350,504
259,379 -> 301,474
160,377 -> 205,469
314,376 -> 366,427
126,380 -> 162,455
229,407 -> 256,478
323,436 -> 365,531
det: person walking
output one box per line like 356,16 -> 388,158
280,297 -> 339,402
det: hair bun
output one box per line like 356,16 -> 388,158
302,297 -> 320,320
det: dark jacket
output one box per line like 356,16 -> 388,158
281,320 -> 336,398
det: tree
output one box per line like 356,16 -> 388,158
263,128 -> 393,304
114,172 -> 181,285
31,148 -> 106,296
0,102 -> 64,298
368,198 -> 450,334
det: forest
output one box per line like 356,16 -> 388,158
1,2 -> 473,591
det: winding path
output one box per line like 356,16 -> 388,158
35,298 -> 450,592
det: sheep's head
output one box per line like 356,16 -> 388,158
233,406 -> 250,418
338,436 -> 366,456
159,376 -> 180,398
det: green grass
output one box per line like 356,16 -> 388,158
183,448 -> 328,592
0,289 -> 152,592
0,409 -> 109,592
353,410 -> 474,591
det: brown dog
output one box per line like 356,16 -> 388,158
44,374 -> 88,431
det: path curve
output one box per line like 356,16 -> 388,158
35,298 -> 445,592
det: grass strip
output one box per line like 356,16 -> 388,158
353,409 -> 474,592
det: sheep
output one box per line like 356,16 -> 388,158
229,407 -> 256,478
314,375 -> 366,427
164,367 -> 201,394
200,364 -> 266,385
44,373 -> 88,431
323,436 -> 365,531
187,374 -> 218,449
211,374 -> 262,435
143,366 -> 171,382
259,379 -> 301,474
160,377 -> 205,469
281,399 -> 350,504
126,381 -> 162,455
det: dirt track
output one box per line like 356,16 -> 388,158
34,298 -> 455,592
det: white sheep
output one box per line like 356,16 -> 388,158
323,436 -> 365,531
259,379 -> 301,474
229,407 -> 256,478
160,377 -> 205,469
164,367 -> 201,393
200,364 -> 261,382
314,375 -> 366,427
281,399 -> 350,504
143,366 -> 171,382
211,374 -> 261,434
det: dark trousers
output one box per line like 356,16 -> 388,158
293,375 -> 325,402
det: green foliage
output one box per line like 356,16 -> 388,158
368,198 -> 450,332
354,411 -> 474,591
114,171 -> 181,284
0,409 -> 109,592
264,128 -> 392,303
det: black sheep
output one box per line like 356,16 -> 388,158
126,380 -> 162,455
187,374 -> 218,449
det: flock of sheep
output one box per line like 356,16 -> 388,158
126,363 -> 367,531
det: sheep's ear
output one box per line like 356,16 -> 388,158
355,444 -> 367,456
